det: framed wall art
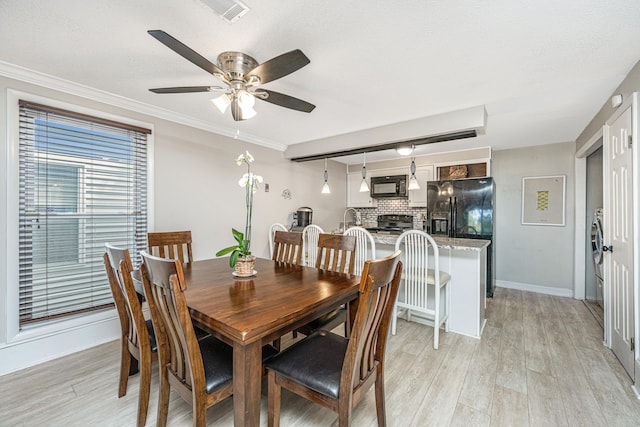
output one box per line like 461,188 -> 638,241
521,175 -> 566,226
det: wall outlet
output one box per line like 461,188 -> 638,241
264,183 -> 269,192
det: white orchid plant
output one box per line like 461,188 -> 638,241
216,151 -> 263,267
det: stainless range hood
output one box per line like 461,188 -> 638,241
285,105 -> 487,162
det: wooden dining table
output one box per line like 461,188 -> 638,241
136,256 -> 360,427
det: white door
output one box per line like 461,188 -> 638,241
604,105 -> 634,378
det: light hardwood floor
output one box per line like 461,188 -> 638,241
1,287 -> 639,426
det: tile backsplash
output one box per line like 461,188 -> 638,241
352,199 -> 427,230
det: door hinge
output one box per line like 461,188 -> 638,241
631,337 -> 635,352
628,134 -> 633,148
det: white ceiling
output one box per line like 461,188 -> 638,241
1,0 -> 639,164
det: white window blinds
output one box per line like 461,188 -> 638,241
18,100 -> 149,326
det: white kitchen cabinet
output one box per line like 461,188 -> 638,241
370,167 -> 407,178
347,171 -> 378,207
408,165 -> 434,207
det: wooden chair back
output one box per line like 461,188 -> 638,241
272,230 -> 303,264
343,226 -> 377,276
104,244 -> 156,427
269,223 -> 288,257
302,224 -> 324,267
345,251 -> 403,403
148,230 -> 194,265
315,233 -> 357,274
140,250 -> 233,426
266,251 -> 403,426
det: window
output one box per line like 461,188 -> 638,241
18,101 -> 150,327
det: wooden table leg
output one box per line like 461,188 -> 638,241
233,340 -> 262,427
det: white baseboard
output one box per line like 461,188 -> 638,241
496,280 -> 574,298
0,317 -> 120,376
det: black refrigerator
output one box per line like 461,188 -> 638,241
426,177 -> 495,297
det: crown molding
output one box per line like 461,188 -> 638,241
0,60 -> 286,151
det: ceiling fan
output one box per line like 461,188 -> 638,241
147,30 -> 316,121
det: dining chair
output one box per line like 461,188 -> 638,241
343,226 -> 376,276
295,233 -> 357,338
393,230 -> 451,349
147,230 -> 194,266
103,244 -> 157,427
139,251 -> 277,427
302,224 -> 324,267
315,233 -> 357,274
269,222 -> 288,258
265,251 -> 403,427
272,230 -> 303,264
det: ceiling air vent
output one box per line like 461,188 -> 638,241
199,0 -> 250,23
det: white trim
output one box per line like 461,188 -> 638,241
4,89 -> 154,364
574,157 -> 586,300
0,313 -> 119,376
576,127 -> 604,159
0,60 -> 286,152
633,92 -> 640,382
496,280 -> 574,298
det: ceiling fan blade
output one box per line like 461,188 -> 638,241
148,30 -> 226,78
245,49 -> 310,84
149,86 -> 220,94
259,90 -> 316,113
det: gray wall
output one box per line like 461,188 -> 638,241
585,146 -> 603,300
0,73 -> 347,370
577,60 -> 640,151
492,142 -> 576,291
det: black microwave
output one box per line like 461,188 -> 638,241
370,175 -> 407,198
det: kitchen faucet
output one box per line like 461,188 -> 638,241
343,208 -> 362,231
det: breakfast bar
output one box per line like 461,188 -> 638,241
373,233 -> 489,339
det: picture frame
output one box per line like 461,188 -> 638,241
521,175 -> 566,226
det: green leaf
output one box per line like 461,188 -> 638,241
215,245 -> 239,257
229,250 -> 240,268
232,228 -> 244,245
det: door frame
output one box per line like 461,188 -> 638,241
575,129 -> 604,302
631,92 -> 640,391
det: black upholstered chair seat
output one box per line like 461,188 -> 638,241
199,337 -> 279,394
264,331 -> 347,399
199,336 -> 234,393
193,325 -> 210,341
145,319 -> 158,352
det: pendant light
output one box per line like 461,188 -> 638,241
408,146 -> 420,190
321,158 -> 331,194
359,152 -> 370,192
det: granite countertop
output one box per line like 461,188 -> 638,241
370,232 -> 490,251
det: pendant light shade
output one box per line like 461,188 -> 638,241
359,152 -> 369,192
321,158 -> 331,194
408,147 -> 420,190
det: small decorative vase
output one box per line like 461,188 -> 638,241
234,255 -> 256,277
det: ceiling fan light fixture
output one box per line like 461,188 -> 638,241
240,105 -> 257,119
212,93 -> 231,113
237,90 -> 256,108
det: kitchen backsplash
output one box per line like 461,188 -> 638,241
353,199 -> 427,230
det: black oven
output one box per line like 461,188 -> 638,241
370,174 -> 407,198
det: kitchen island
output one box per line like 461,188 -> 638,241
373,233 -> 489,339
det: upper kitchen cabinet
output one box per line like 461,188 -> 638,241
408,165 -> 434,207
347,171 -> 378,207
436,161 -> 489,180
